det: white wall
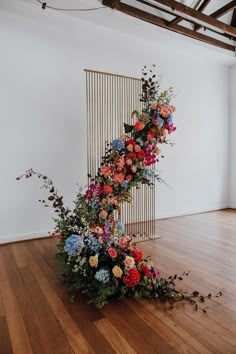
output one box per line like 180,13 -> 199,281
0,1 -> 230,243
229,66 -> 236,208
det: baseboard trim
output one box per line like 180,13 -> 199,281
157,205 -> 229,220
0,231 -> 50,245
0,205 -> 231,245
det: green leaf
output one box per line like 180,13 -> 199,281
124,123 -> 134,133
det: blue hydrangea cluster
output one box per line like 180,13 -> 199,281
121,180 -> 129,189
117,220 -> 125,233
64,234 -> 84,256
85,235 -> 100,253
111,139 -> 125,151
94,268 -> 110,283
167,113 -> 174,124
158,117 -> 164,127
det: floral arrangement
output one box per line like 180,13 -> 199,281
17,67 -> 216,310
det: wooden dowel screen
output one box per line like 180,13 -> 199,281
85,69 -> 156,242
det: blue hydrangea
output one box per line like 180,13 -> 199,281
111,139 -> 125,151
167,113 -> 174,124
117,220 -> 125,233
121,180 -> 129,189
95,268 -> 110,283
64,234 -> 84,256
136,137 -> 144,146
158,117 -> 164,127
85,235 -> 100,253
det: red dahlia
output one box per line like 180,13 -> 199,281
123,268 -> 140,287
131,248 -> 143,264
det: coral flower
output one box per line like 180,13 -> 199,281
161,107 -> 170,118
108,248 -> 117,258
124,256 -> 135,268
99,210 -> 108,219
89,255 -> 98,268
113,172 -> 125,184
100,166 -> 112,177
103,184 -> 113,195
134,121 -> 145,131
112,265 -> 123,278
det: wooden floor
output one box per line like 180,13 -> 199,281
0,210 -> 236,354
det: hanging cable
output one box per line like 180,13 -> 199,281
35,0 -> 107,12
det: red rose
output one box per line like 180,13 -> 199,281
141,264 -> 151,277
131,248 -> 143,264
108,248 -> 117,258
126,152 -> 137,161
126,175 -> 132,182
123,268 -> 140,287
137,150 -> 145,160
125,139 -> 136,146
103,184 -> 113,194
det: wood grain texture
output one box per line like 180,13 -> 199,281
0,210 -> 236,353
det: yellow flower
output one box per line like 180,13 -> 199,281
89,255 -> 98,268
112,265 -> 123,278
124,256 -> 135,268
99,210 -> 108,219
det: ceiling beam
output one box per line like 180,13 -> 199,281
232,8 -> 236,27
102,0 -> 235,51
168,0 -> 209,27
195,0 -> 236,31
153,0 -> 236,37
197,0 -> 212,13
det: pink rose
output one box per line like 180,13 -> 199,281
134,145 -> 141,152
152,119 -> 158,125
151,103 -> 157,109
108,248 -> 117,258
162,129 -> 168,137
131,165 -> 137,173
126,158 -> 132,166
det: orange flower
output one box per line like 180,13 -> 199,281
120,134 -> 126,140
103,184 -> 113,194
134,121 -> 145,131
127,144 -> 134,152
161,107 -> 170,118
112,265 -> 123,278
113,172 -> 125,184
100,166 -> 112,177
115,156 -> 125,170
89,255 -> 98,268
99,210 -> 108,219
151,103 -> 157,109
124,256 -> 135,268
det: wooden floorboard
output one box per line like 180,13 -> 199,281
0,210 -> 236,353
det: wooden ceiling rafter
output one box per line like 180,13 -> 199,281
167,0 -> 203,27
153,0 -> 236,37
195,1 -> 236,31
102,0 -> 236,52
